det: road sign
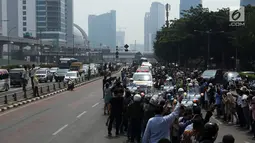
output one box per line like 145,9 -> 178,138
124,44 -> 129,48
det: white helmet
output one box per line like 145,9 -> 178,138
188,83 -> 193,87
209,83 -> 213,86
133,94 -> 141,102
178,88 -> 184,92
186,78 -> 191,81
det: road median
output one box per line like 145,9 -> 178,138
0,67 -> 123,112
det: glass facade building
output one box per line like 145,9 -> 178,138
88,10 -> 116,50
36,0 -> 66,42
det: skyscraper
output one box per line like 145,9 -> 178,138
36,0 -> 67,44
144,12 -> 150,52
144,2 -> 165,53
180,0 -> 202,18
88,10 -> 116,50
240,0 -> 255,6
65,0 -> 74,47
116,31 -> 125,46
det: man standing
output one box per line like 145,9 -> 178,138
30,64 -> 36,89
108,81 -> 124,137
142,96 -> 183,143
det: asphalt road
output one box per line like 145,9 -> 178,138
0,76 -> 253,143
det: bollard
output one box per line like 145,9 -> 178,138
53,83 -> 56,90
63,82 -> 66,88
4,95 -> 8,104
40,87 -> 43,94
58,82 -> 61,88
47,85 -> 50,92
79,78 -> 81,83
13,93 -> 17,101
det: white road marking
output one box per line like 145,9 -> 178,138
76,111 -> 87,118
211,116 -> 223,125
92,102 -> 99,108
52,124 -> 68,136
244,141 -> 250,143
0,92 -> 66,117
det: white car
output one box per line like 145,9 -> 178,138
64,71 -> 80,83
132,72 -> 153,88
141,62 -> 152,68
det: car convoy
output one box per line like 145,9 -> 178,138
0,57 -> 112,92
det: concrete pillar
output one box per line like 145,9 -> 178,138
0,43 -> 4,59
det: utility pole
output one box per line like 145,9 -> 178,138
72,34 -> 75,56
194,29 -> 224,69
7,27 -> 16,65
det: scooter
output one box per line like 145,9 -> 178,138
67,79 -> 74,91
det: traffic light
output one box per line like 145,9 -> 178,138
124,44 -> 129,52
116,46 -> 119,59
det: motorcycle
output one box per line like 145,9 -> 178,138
67,79 -> 74,91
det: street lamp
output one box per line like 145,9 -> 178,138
8,27 -> 17,65
194,29 -> 224,69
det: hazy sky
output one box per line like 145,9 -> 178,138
73,0 -> 240,45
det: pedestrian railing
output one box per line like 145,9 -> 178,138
0,67 -> 122,106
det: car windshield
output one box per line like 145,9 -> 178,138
50,68 -> 58,70
66,73 -> 77,77
202,70 -> 216,77
36,70 -> 46,74
57,69 -> 69,73
133,74 -> 151,81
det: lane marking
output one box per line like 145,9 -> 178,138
76,111 -> 87,118
211,116 -> 223,125
52,124 -> 68,136
244,141 -> 250,143
92,102 -> 99,108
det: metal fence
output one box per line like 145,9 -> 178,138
0,67 -> 121,106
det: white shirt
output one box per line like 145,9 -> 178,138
30,69 -> 36,77
237,95 -> 242,106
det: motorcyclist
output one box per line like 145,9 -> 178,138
127,94 -> 144,143
199,122 -> 219,143
67,78 -> 74,90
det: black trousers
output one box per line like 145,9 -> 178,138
34,86 -> 39,97
130,119 -> 142,143
108,114 -> 122,135
237,105 -> 245,126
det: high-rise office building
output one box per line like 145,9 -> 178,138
19,0 -> 37,38
240,0 -> 255,6
36,0 -> 67,44
180,0 -> 202,18
144,12 -> 150,52
116,31 -> 125,46
65,0 -> 73,47
144,2 -> 164,53
88,10 -> 116,50
1,0 -> 36,58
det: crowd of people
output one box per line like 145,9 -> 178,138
102,64 -> 255,143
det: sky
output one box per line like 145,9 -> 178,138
73,0 -> 240,45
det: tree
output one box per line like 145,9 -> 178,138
154,4 -> 255,69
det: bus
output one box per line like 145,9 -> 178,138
58,58 -> 78,69
70,62 -> 84,75
0,69 -> 10,91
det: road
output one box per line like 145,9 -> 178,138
0,77 -> 253,143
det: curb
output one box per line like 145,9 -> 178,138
0,68 -> 122,113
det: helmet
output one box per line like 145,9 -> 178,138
186,78 -> 191,81
178,88 -> 184,92
188,83 -> 193,87
209,83 -> 213,86
133,94 -> 141,102
203,122 -> 219,140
